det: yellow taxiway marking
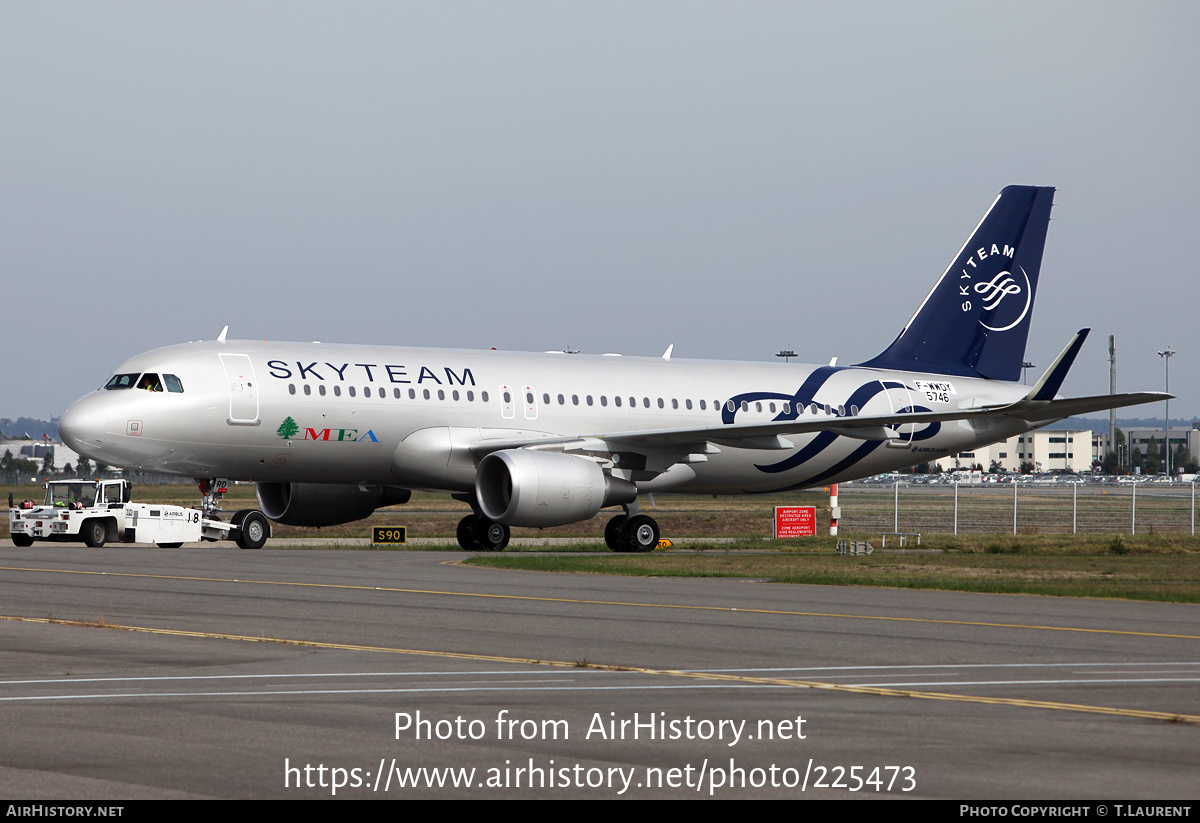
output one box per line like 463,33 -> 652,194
2,563 -> 1199,642
2,613 -> 1197,725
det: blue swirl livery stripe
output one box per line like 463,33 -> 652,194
721,376 -> 943,493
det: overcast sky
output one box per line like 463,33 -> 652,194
4,2 -> 1197,420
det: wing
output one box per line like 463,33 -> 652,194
467,331 -> 1167,476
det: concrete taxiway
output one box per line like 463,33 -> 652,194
1,545 -> 1197,798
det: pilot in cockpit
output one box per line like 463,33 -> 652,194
137,373 -> 163,392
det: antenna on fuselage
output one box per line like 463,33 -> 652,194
217,325 -> 229,343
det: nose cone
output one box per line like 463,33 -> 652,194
59,397 -> 108,456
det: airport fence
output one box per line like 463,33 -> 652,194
837,482 -> 1198,536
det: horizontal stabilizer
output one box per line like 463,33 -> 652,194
1000,392 -> 1172,423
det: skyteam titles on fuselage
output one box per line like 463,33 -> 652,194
267,360 -> 476,386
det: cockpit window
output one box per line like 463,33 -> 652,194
104,373 -> 140,390
163,374 -> 184,393
137,373 -> 164,392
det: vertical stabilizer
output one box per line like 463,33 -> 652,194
859,185 -> 1055,381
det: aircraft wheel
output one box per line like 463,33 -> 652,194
604,515 -> 628,552
456,515 -> 482,550
622,515 -> 659,553
11,534 -> 34,547
235,511 -> 269,550
83,519 -> 107,548
472,519 -> 510,551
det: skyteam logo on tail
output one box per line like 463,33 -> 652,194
957,242 -> 1030,333
976,266 -> 1032,332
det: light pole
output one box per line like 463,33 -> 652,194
1158,346 -> 1175,476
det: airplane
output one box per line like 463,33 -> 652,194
56,185 -> 1167,552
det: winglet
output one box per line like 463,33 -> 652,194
1024,329 -> 1089,402
662,344 -> 674,361
217,325 -> 229,343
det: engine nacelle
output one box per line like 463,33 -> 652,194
476,449 -> 636,527
255,482 -> 411,527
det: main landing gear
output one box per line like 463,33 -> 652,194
456,514 -> 511,551
604,502 -> 660,553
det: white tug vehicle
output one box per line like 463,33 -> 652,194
8,479 -> 269,550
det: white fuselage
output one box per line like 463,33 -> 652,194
60,340 -> 1038,495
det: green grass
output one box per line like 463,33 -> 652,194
465,534 -> 1200,603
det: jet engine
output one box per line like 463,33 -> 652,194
476,449 -> 636,527
255,482 -> 411,527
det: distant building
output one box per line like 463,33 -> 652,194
934,429 -> 1092,473
1,437 -> 80,473
1093,423 -> 1200,472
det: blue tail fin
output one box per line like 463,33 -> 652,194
858,185 -> 1055,381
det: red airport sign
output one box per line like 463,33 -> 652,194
774,506 -> 816,538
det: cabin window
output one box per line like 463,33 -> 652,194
467,390 -> 474,401
394,388 -> 401,398
741,401 -> 749,412
319,385 -> 327,396
600,396 -> 608,407
670,399 -> 676,409
409,389 -> 416,399
558,394 -> 565,405
423,389 -> 431,400
726,401 -> 735,412
755,402 -> 762,412
572,395 -> 579,405
769,402 -> 776,413
782,401 -> 790,414
699,400 -> 706,410
348,386 -> 356,397
685,399 -> 692,410
333,386 -> 341,397
288,384 -> 296,395
586,395 -> 593,406
453,390 -> 460,401
504,391 -> 512,403
481,391 -> 489,402
163,374 -> 184,393
438,390 -> 445,400
614,396 -> 622,407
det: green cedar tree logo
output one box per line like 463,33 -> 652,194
276,417 -> 299,439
